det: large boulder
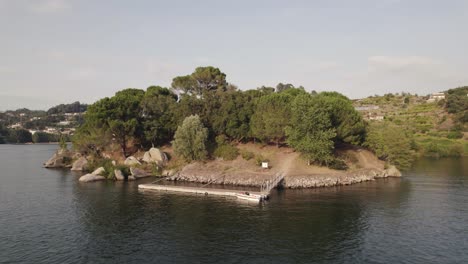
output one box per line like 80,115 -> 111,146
142,148 -> 167,166
71,157 -> 88,171
44,148 -> 74,168
128,175 -> 136,181
130,167 -> 151,179
79,174 -> 106,182
114,169 -> 125,181
384,165 -> 402,177
91,167 -> 106,176
124,156 -> 141,166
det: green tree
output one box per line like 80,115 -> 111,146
140,86 -> 178,146
316,92 -> 366,145
75,88 -> 145,157
171,66 -> 227,96
286,94 -> 336,165
172,115 -> 208,162
250,92 -> 293,146
8,129 -> 32,143
364,122 -> 414,170
0,124 -> 9,144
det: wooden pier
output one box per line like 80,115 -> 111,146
138,172 -> 285,202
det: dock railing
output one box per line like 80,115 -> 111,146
260,172 -> 284,194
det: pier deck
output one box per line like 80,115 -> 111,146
138,184 -> 265,198
138,172 -> 284,202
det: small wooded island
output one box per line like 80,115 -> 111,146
39,66 -> 467,188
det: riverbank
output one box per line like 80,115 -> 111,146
169,143 -> 401,188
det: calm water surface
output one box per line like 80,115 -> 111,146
0,144 -> 467,263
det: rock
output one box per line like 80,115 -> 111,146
128,175 -> 136,181
130,167 -> 151,179
92,167 -> 105,176
44,148 -> 74,168
79,174 -> 106,182
114,169 -> 125,181
384,165 -> 402,177
162,169 -> 175,177
71,157 -> 88,171
124,156 -> 141,166
142,148 -> 167,166
111,160 -> 116,166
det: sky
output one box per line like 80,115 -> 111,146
1,0 -> 467,110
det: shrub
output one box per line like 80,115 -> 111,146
255,155 -> 269,166
240,150 -> 255,160
62,156 -> 73,165
115,164 -> 130,176
214,144 -> 239,160
447,130 -> 463,139
329,159 -> 348,170
85,158 -> 114,178
448,145 -> 463,157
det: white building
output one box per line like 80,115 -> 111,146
427,92 -> 445,102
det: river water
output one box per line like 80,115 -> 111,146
0,144 -> 467,264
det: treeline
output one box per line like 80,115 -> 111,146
46,101 -> 87,115
0,125 -> 65,144
74,66 -> 372,168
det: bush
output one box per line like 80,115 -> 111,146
115,164 -> 130,176
447,130 -> 463,139
214,144 -> 239,160
449,145 -> 463,157
255,155 -> 269,166
85,158 -> 114,178
329,159 -> 348,170
240,150 -> 255,160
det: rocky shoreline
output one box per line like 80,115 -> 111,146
44,146 -> 402,189
169,162 -> 401,189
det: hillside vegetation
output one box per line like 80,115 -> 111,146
354,87 -> 467,161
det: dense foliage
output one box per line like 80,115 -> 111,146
74,66 -> 424,168
364,122 -> 414,170
47,101 -> 87,115
445,86 -> 468,124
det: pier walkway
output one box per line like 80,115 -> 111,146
138,172 -> 285,201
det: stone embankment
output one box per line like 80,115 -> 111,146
170,163 -> 401,189
283,166 -> 401,188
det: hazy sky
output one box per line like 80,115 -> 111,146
1,0 -> 467,110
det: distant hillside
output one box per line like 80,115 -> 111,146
353,88 -> 467,158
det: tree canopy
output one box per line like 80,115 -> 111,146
72,65 -> 403,168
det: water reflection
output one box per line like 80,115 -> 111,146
1,144 -> 467,264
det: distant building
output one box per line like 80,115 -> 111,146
8,123 -> 22,129
58,121 -> 70,126
427,92 -> 445,103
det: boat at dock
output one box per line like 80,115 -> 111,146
235,192 -> 266,202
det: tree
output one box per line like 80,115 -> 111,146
140,86 -> 178,146
316,92 -> 366,145
286,94 -> 336,165
172,115 -> 208,162
0,124 -> 9,144
171,66 -> 227,96
211,90 -> 257,141
364,122 -> 414,170
75,88 -> 145,157
250,92 -> 293,146
8,129 -> 33,143
276,83 -> 304,93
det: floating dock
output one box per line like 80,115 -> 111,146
138,184 -> 264,198
138,172 -> 285,202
